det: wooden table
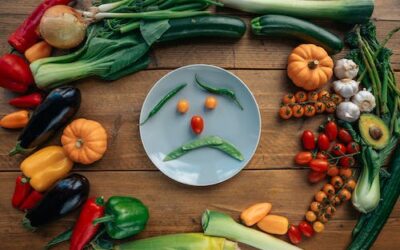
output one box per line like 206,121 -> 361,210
0,1 -> 399,249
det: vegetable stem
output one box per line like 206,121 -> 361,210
95,10 -> 210,20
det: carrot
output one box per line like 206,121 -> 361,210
24,41 -> 52,63
257,215 -> 289,235
0,110 -> 29,129
240,202 -> 272,226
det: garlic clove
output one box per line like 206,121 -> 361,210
334,59 -> 359,80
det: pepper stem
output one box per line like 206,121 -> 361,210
308,60 -> 319,69
95,196 -> 105,206
9,142 -> 33,156
93,215 -> 114,225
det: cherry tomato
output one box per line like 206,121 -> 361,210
308,171 -> 326,183
310,202 -> 321,213
288,225 -> 302,245
308,91 -> 319,102
302,130 -> 316,150
295,91 -> 307,102
295,151 -> 313,165
322,183 -> 335,196
313,221 -> 325,233
279,105 -> 293,119
314,101 -> 326,114
325,101 -> 336,113
318,214 -> 329,223
331,176 -> 344,189
316,151 -> 328,160
304,104 -> 316,117
340,168 -> 353,179
331,93 -> 344,105
339,156 -> 355,168
177,99 -> 190,113
283,93 -> 296,104
298,221 -> 314,238
292,104 -> 304,118
315,191 -> 327,202
338,129 -> 353,143
339,189 -> 352,201
205,96 -> 218,109
327,165 -> 339,177
346,142 -> 360,154
309,159 -> 328,172
305,211 -> 317,222
325,121 -> 338,141
318,90 -> 330,101
332,143 -> 346,156
346,179 -> 357,191
191,115 -> 204,135
317,133 -> 330,151
325,206 -> 336,215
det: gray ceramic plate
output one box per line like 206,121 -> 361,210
139,64 -> 261,186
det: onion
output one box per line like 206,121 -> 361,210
40,5 -> 87,49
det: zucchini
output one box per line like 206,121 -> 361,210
251,15 -> 343,54
158,15 -> 246,42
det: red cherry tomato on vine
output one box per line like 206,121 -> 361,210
327,165 -> 339,177
191,115 -> 204,135
332,143 -> 346,156
339,156 -> 355,168
309,159 -> 329,172
308,171 -> 326,183
346,142 -> 360,154
302,130 -> 316,150
317,133 -> 330,151
295,151 -> 313,165
338,129 -> 353,144
325,121 -> 338,141
316,151 -> 328,160
298,221 -> 314,238
288,225 -> 302,245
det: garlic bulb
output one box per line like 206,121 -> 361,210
336,101 -> 360,122
352,89 -> 376,112
333,79 -> 359,98
334,59 -> 359,79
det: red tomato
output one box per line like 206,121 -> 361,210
302,130 -> 316,150
347,142 -> 360,154
295,151 -> 313,165
317,134 -> 330,151
327,165 -> 339,177
288,225 -> 302,245
339,156 -> 355,168
332,143 -> 346,156
308,171 -> 326,183
309,159 -> 328,172
316,152 -> 328,160
191,115 -> 204,135
338,129 -> 353,144
298,221 -> 314,238
325,121 -> 338,141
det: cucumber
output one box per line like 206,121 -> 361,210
251,15 -> 343,54
158,15 -> 246,42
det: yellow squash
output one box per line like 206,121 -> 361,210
20,146 -> 73,192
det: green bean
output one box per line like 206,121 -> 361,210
140,83 -> 187,125
195,74 -> 244,110
163,135 -> 243,161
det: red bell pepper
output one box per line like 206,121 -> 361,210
70,197 -> 105,250
8,0 -> 72,53
9,92 -> 43,108
11,175 -> 43,211
0,54 -> 34,93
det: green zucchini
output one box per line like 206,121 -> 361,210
251,15 -> 343,54
158,15 -> 246,42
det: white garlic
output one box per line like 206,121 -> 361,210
352,88 -> 376,112
334,59 -> 359,79
336,101 -> 361,122
333,79 -> 359,98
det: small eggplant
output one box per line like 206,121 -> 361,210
10,86 -> 81,156
23,174 -> 89,230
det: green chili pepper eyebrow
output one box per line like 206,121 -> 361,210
195,74 -> 244,110
140,83 -> 187,125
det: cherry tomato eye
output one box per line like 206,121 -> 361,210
190,115 -> 204,135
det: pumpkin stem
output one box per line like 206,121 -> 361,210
75,138 -> 84,149
308,60 -> 319,69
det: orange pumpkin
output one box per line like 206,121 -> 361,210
61,118 -> 107,165
287,44 -> 334,91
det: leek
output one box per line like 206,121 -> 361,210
202,210 -> 302,250
217,0 -> 374,24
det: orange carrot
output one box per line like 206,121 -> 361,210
240,202 -> 272,226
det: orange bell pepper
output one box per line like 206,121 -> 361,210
24,41 -> 52,63
20,146 -> 73,192
0,110 -> 29,129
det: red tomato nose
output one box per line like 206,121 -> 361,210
190,115 -> 204,135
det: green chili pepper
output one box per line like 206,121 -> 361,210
164,135 -> 244,161
140,83 -> 187,125
93,196 -> 149,240
195,74 -> 243,110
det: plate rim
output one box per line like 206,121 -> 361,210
139,64 -> 262,186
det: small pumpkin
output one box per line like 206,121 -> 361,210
61,118 -> 107,164
287,44 -> 334,91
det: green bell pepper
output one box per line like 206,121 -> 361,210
93,196 -> 149,239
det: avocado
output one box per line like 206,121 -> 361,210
359,114 -> 390,150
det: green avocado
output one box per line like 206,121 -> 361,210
359,114 -> 390,150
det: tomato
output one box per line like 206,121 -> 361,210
313,221 -> 325,233
279,105 -> 293,119
314,101 -> 326,114
304,104 -> 316,117
305,211 -> 317,222
331,93 -> 344,105
322,184 -> 335,196
292,104 -> 304,118
339,156 -> 355,168
338,129 -> 353,143
331,176 -> 344,189
317,133 -> 330,151
302,130 -> 316,150
190,115 -> 204,135
339,189 -> 352,201
325,206 -> 336,215
298,221 -> 314,238
327,165 -> 339,177
177,99 -> 190,113
288,225 -> 302,245
332,143 -> 346,156
310,202 -> 321,213
308,171 -> 326,183
295,151 -> 313,165
340,168 -> 353,179
316,151 -> 328,160
318,90 -> 330,101
325,121 -> 338,141
315,191 -> 327,202
283,93 -> 296,104
346,179 -> 357,191
295,91 -> 307,102
346,142 -> 360,153
309,159 -> 328,172
318,214 -> 329,223
325,101 -> 336,113
205,96 -> 218,109
307,91 -> 319,102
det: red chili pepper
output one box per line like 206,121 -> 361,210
9,92 -> 43,108
8,0 -> 72,53
0,54 -> 33,93
70,197 -> 105,250
288,225 -> 302,245
19,190 -> 43,211
11,175 -> 32,208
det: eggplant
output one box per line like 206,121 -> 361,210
23,174 -> 90,230
10,86 -> 81,156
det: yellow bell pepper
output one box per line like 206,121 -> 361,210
20,146 -> 73,192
